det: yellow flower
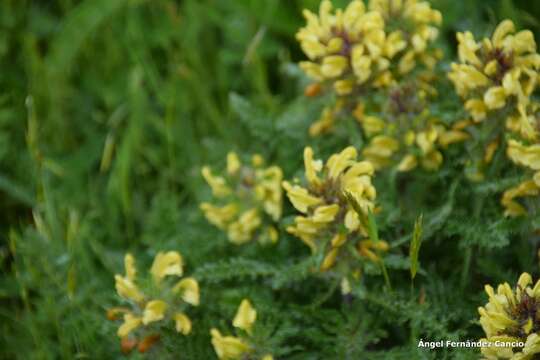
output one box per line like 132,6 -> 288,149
150,251 -> 183,283
478,273 -> 540,359
115,253 -> 145,302
200,203 -> 239,229
227,209 -> 262,245
115,275 -> 144,303
110,252 -> 199,340
502,180 -> 540,217
283,147 -> 383,272
210,329 -> 251,360
201,153 -> 283,245
142,300 -> 168,325
174,313 -> 192,335
118,313 -> 142,338
173,277 -> 200,306
202,166 -> 231,197
233,299 -> 257,334
210,299 -> 270,360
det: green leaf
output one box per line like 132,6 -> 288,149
409,214 -> 424,280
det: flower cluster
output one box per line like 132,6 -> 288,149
357,82 -> 469,171
448,19 -> 540,214
210,299 -> 273,360
448,20 -> 539,140
200,152 -> 283,245
108,252 -> 199,354
296,0 -> 442,136
282,146 -> 388,272
478,273 -> 540,359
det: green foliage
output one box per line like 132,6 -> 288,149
1,0 -> 540,359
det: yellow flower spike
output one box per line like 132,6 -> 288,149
142,300 -> 168,325
124,253 -> 137,281
233,299 -> 257,334
174,313 -> 192,335
115,275 -> 144,302
226,152 -> 241,175
118,313 -> 142,338
173,277 -> 200,306
150,251 -> 183,283
210,329 -> 251,360
202,167 -> 231,198
282,181 -> 323,213
534,172 -> 540,187
261,355 -> 274,360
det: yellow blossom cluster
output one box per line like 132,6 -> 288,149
108,252 -> 199,353
282,146 -> 388,272
448,20 -> 540,141
478,273 -> 540,359
297,0 -> 442,136
357,83 -> 469,171
297,0 -> 441,94
210,299 -> 273,360
448,19 -> 540,215
200,152 -> 283,245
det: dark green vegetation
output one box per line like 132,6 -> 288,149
1,0 -> 540,359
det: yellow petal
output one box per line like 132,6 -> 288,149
174,312 -> 192,335
233,299 -> 257,333
304,147 -> 322,186
397,154 -> 418,172
202,167 -> 231,197
210,329 -> 250,360
151,251 -> 183,282
484,86 -> 506,110
173,277 -> 200,306
142,300 -> 168,325
282,181 -> 323,213
326,146 -> 357,180
492,20 -> 515,48
321,55 -> 348,78
226,152 -> 241,175
311,204 -> 340,223
117,313 -> 142,338
115,275 -> 144,302
321,248 -> 339,271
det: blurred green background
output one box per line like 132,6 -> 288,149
1,0 -> 540,358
